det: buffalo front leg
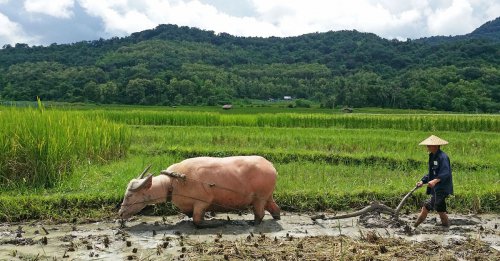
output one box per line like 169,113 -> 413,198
192,203 -> 223,229
192,203 -> 207,228
265,197 -> 281,220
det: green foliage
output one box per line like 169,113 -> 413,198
0,107 -> 131,188
0,24 -> 499,112
294,99 -> 312,108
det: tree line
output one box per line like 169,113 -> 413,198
0,22 -> 499,112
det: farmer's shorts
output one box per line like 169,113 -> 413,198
424,192 -> 448,212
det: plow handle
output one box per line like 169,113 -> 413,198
395,186 -> 419,215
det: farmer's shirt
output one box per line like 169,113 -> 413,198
421,149 -> 453,195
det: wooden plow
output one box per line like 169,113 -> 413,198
311,186 -> 419,221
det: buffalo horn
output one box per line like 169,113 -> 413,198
139,164 -> 152,179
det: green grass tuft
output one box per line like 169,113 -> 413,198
0,107 -> 131,188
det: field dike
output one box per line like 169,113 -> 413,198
0,212 -> 498,260
145,147 -> 492,171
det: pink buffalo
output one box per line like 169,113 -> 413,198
118,156 -> 281,227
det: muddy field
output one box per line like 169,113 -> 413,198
1,211 -> 498,260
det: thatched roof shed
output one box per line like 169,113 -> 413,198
342,107 -> 353,113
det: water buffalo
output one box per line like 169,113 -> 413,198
118,156 -> 281,228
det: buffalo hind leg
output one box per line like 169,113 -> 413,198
265,197 -> 281,220
252,199 -> 266,225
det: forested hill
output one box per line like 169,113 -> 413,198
0,18 -> 499,112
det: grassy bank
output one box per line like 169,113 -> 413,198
0,106 -> 498,221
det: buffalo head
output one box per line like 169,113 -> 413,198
118,165 -> 154,219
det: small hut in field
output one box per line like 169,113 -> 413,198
222,104 -> 233,110
342,107 -> 353,113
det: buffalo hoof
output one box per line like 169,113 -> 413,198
252,219 -> 264,226
272,214 -> 281,220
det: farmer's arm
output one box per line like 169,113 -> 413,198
417,173 -> 430,187
427,178 -> 440,188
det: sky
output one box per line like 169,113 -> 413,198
0,0 -> 499,46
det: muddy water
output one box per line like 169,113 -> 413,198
0,212 -> 498,260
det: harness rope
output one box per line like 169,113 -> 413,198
161,170 -> 271,202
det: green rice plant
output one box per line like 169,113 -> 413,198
94,109 -> 500,132
0,107 -> 131,188
95,110 -> 223,126
128,126 -> 500,170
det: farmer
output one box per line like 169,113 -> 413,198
414,135 -> 453,228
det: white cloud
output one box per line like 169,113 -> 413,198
0,0 -> 494,46
427,0 -> 476,35
474,0 -> 500,21
78,0 -> 156,35
75,0 -> 500,40
24,0 -> 75,19
0,12 -> 37,45
485,5 -> 500,20
77,0 -> 280,37
248,0 -> 427,38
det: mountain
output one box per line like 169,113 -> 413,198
0,18 -> 498,112
469,17 -> 500,40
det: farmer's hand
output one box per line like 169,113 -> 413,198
416,181 -> 424,187
427,179 -> 440,188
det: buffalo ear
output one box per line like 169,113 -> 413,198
129,174 -> 153,191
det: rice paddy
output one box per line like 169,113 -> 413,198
0,105 -> 498,221
94,109 -> 499,131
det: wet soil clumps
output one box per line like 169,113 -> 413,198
0,212 -> 498,260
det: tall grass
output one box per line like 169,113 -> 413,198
95,110 -> 500,132
0,107 -> 131,188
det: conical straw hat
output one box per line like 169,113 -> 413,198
419,135 -> 449,146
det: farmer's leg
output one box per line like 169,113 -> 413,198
438,212 -> 449,227
414,196 -> 434,227
435,193 -> 450,227
414,207 -> 429,227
